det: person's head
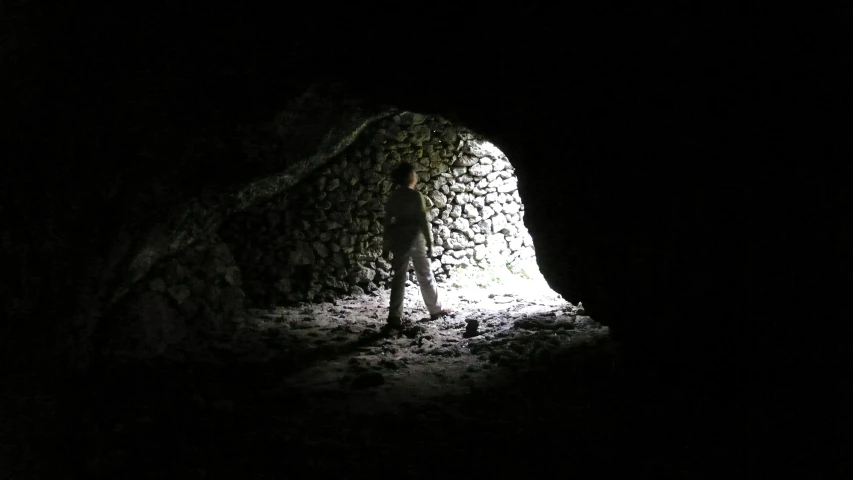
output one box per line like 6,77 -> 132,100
391,162 -> 417,188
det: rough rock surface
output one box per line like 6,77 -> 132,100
100,235 -> 247,360
65,87 -> 398,365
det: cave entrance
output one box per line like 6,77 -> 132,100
220,111 -> 566,317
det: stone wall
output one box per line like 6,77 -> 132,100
221,112 -> 535,308
101,235 -> 245,359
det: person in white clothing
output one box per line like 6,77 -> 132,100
381,162 -> 452,328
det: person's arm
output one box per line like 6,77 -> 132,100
382,198 -> 393,258
419,193 -> 433,257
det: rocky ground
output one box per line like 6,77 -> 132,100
2,271 -> 840,478
236,272 -> 607,413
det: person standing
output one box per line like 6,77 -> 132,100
381,163 -> 452,327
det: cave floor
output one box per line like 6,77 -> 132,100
4,280 -> 829,478
237,280 -> 606,415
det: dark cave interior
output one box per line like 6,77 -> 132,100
2,4 -> 852,478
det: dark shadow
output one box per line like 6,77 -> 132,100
36,330 -> 839,479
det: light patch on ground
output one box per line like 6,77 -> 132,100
223,267 -> 609,414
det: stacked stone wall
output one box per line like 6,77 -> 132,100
221,112 -> 535,307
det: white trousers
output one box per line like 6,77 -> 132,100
389,234 -> 442,318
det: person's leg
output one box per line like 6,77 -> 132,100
389,249 -> 411,321
411,247 -> 443,315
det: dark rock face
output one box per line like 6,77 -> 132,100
98,236 -> 246,360
3,5 -> 850,383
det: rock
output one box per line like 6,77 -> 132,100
179,298 -> 200,318
469,163 -> 492,177
508,237 -> 524,252
376,257 -> 391,271
463,320 -> 480,338
167,284 -> 191,304
380,359 -> 399,370
481,205 -> 495,219
183,249 -> 204,266
313,242 -> 329,258
351,372 -> 385,389
489,214 -> 508,233
441,254 -> 459,265
453,154 -> 479,167
440,127 -> 457,144
275,278 -> 292,294
290,242 -> 315,265
324,276 -> 348,291
353,218 -> 370,233
454,192 -> 471,205
464,203 -> 479,218
514,317 -> 574,331
164,260 -> 188,284
403,324 -> 426,339
348,266 -> 375,284
498,178 -> 518,193
331,252 -> 347,267
188,277 -> 206,296
127,291 -> 187,355
221,286 -> 245,313
223,266 -> 241,286
446,232 -> 468,250
409,124 -> 431,144
211,243 -> 233,262
428,149 -> 442,164
451,217 -> 470,231
486,233 -> 505,247
149,277 -> 166,293
429,190 -> 448,208
491,158 -> 509,172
